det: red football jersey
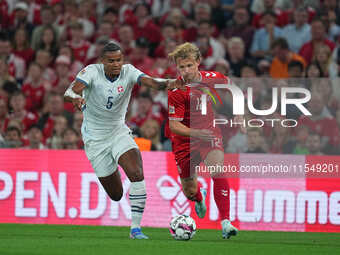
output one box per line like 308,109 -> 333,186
168,71 -> 231,154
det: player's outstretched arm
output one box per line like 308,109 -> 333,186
64,80 -> 86,111
169,120 -> 215,141
139,76 -> 183,90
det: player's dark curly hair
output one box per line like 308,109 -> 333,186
101,42 -> 121,57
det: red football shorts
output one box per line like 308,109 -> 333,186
174,136 -> 224,179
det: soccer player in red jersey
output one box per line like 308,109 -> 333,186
167,42 -> 239,239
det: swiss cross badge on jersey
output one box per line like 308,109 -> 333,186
117,85 -> 124,93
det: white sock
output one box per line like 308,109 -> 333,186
129,180 -> 147,229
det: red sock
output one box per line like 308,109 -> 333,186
213,178 -> 230,220
193,182 -> 202,202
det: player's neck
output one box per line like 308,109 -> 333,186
104,71 -> 119,82
184,71 -> 201,84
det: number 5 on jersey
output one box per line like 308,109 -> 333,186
106,96 -> 113,109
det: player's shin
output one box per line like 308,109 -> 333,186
129,180 -> 147,229
212,178 -> 230,220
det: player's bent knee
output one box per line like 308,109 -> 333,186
108,190 -> 123,201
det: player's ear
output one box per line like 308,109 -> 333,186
196,58 -> 201,66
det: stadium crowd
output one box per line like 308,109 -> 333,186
1,0 -> 340,155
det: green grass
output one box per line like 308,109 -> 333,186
0,224 -> 339,255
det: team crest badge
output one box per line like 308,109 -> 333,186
117,85 -> 124,93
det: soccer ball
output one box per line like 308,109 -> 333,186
169,215 -> 196,241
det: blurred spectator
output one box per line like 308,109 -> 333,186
128,2 -> 162,49
195,20 -> 225,69
250,11 -> 283,59
291,124 -> 309,154
52,0 -> 65,25
0,56 -> 16,88
130,37 -> 154,74
18,0 -> 43,26
24,125 -> 45,149
0,32 -> 26,83
39,92 -> 72,139
158,0 -> 189,25
299,92 -> 340,147
117,24 -> 135,58
299,19 -> 336,64
85,36 -> 110,65
306,131 -> 323,155
36,25 -> 59,58
61,127 -> 81,149
319,9 -> 340,42
101,7 -> 120,37
207,0 -> 226,30
225,126 -> 248,153
285,0 -> 317,23
312,44 -> 332,76
269,38 -> 306,78
140,119 -> 162,151
306,62 -> 323,78
58,45 -> 84,78
0,97 -> 9,135
96,20 -> 115,40
59,0 -> 94,40
53,55 -> 74,94
78,0 -> 97,27
34,49 -> 56,84
119,0 -> 137,24
251,0 -> 289,28
31,5 -> 59,51
9,2 -> 34,39
310,78 -> 339,115
164,8 -> 186,39
22,62 -> 50,112
183,3 -> 218,42
269,117 -> 295,153
0,0 -> 10,30
67,21 -> 92,63
46,115 -> 67,149
226,37 -> 249,77
12,27 -> 35,67
129,91 -> 166,130
246,127 -> 267,153
154,23 -> 178,58
213,58 -> 230,77
282,7 -> 311,53
1,126 -> 23,148
241,64 -> 258,78
8,91 -> 38,133
287,60 -> 305,78
72,111 -> 83,135
222,7 -> 255,52
329,46 -> 340,79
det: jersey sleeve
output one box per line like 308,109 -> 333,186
75,64 -> 96,88
168,89 -> 185,121
127,64 -> 146,87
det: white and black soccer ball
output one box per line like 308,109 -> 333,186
169,215 -> 196,241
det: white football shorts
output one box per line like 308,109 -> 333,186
84,124 -> 138,177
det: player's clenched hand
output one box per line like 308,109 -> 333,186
72,98 -> 85,111
191,129 -> 215,141
167,79 -> 185,90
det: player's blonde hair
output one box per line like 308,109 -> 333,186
168,42 -> 201,63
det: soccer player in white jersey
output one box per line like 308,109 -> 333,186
64,42 -> 180,239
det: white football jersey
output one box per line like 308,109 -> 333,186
76,63 -> 144,142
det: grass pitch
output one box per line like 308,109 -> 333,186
0,224 -> 339,255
